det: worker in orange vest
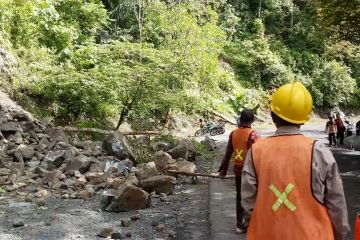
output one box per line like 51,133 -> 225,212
218,108 -> 260,233
241,82 -> 351,239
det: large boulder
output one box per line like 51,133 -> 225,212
344,135 -> 360,150
167,139 -> 196,161
167,158 -> 197,174
201,137 -> 216,151
135,161 -> 158,180
103,183 -> 150,212
141,175 -> 177,195
102,133 -> 135,161
154,151 -> 175,171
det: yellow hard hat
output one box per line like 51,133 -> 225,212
270,82 -> 313,124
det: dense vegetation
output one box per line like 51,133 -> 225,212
0,0 -> 359,129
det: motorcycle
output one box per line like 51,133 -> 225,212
346,123 -> 354,137
210,123 -> 225,136
194,122 -> 225,136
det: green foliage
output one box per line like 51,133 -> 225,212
316,0 -> 360,44
312,61 -> 357,107
2,0 -> 360,132
228,88 -> 267,114
225,36 -> 294,90
192,139 -> 216,160
0,0 -> 108,52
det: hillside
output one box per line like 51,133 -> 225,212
0,0 -> 359,130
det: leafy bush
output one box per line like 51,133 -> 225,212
312,60 -> 357,107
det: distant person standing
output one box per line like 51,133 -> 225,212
218,109 -> 260,233
325,116 -> 337,147
335,113 -> 346,145
356,120 -> 360,136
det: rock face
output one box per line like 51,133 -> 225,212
142,175 -> 177,195
102,133 -> 135,161
104,183 -> 150,212
154,151 -> 175,171
344,136 -> 360,150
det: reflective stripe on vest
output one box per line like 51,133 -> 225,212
247,135 -> 334,240
269,183 -> 296,212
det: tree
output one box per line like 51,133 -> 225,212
316,0 -> 360,44
312,60 -> 357,107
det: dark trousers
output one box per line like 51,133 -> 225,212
235,176 -> 243,227
329,133 -> 336,146
337,131 -> 345,145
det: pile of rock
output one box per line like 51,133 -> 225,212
0,91 -> 206,213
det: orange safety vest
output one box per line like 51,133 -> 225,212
231,127 -> 254,167
247,135 -> 334,240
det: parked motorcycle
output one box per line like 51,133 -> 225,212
210,123 -> 225,136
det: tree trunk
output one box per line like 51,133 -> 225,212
290,1 -> 294,28
115,106 -> 129,130
258,0 -> 262,18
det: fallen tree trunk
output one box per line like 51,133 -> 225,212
165,170 -> 235,179
57,127 -> 161,136
210,110 -> 237,125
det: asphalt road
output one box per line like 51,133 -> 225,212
209,125 -> 360,239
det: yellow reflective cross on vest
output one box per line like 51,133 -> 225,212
269,183 -> 296,212
235,149 -> 243,161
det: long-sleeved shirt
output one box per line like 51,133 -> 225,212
241,126 -> 351,239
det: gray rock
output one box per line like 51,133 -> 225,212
104,183 -> 150,212
167,159 -> 197,175
0,122 -> 21,133
141,175 -> 177,195
135,161 -> 158,180
178,139 -> 197,160
167,145 -> 188,160
201,137 -> 216,151
154,151 -> 175,171
45,129 -> 68,143
111,232 -> 124,239
38,138 -> 50,152
102,133 -> 135,161
151,141 -> 171,152
44,150 -> 66,168
121,219 -> 131,227
65,155 -> 92,174
98,228 -> 115,238
0,168 -> 10,176
13,221 -> 24,227
17,144 -> 34,160
105,160 -> 130,174
85,172 -> 106,185
344,135 -> 360,150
